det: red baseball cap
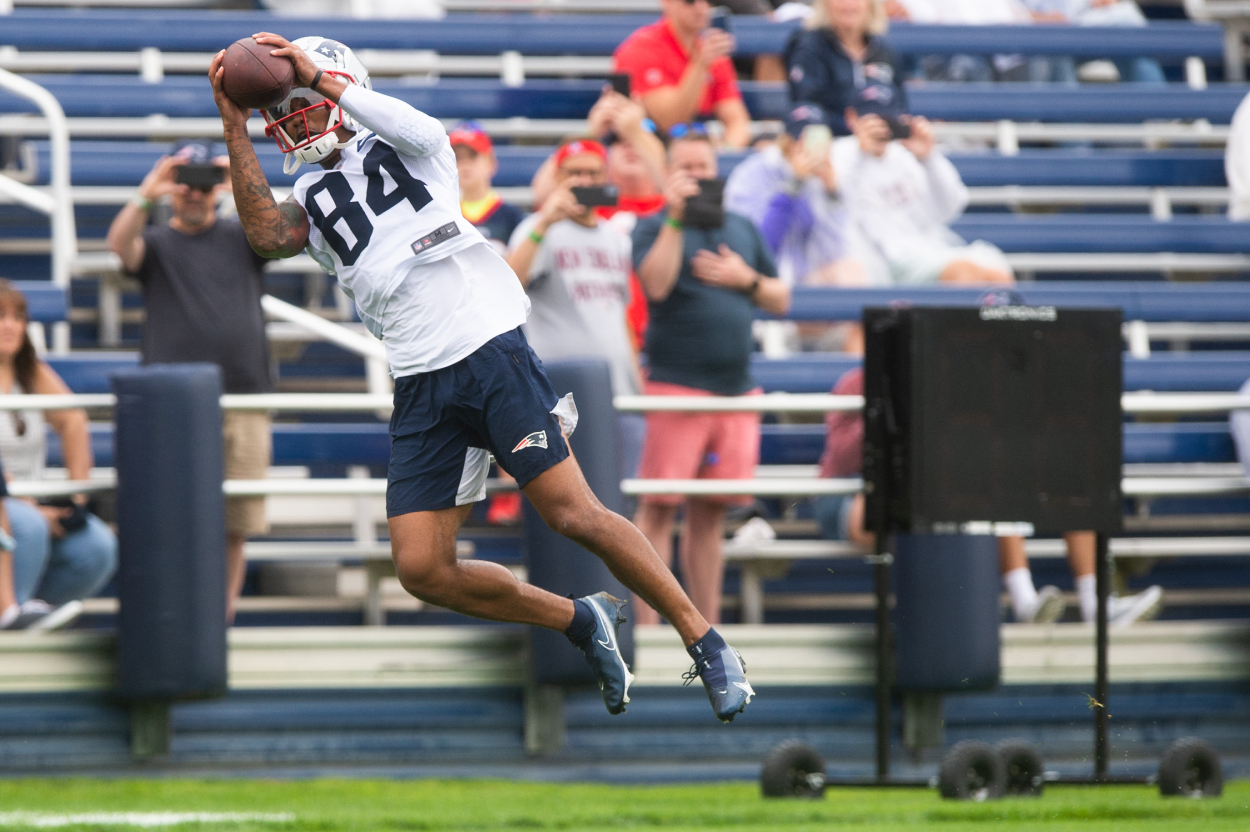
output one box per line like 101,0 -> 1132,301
449,122 -> 493,155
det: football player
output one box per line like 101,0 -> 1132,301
208,34 -> 753,722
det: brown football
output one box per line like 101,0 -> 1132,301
221,37 -> 295,110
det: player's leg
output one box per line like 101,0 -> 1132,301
524,456 -> 708,644
390,504 -> 573,630
524,454 -> 754,723
632,500 -> 678,625
1063,530 -> 1162,626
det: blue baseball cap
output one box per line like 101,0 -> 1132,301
852,83 -> 906,120
784,103 -> 829,139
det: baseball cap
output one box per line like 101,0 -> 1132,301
172,140 -> 214,164
448,122 -> 493,155
784,103 -> 829,139
851,83 -> 906,120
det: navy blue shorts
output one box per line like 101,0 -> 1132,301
387,328 -> 576,517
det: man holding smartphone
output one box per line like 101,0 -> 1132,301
106,140 -> 272,624
505,139 -> 647,483
630,132 -> 790,626
612,0 -> 752,148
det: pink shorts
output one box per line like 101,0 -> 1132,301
636,379 -> 761,506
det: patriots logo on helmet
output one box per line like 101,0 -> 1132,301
512,431 -> 549,453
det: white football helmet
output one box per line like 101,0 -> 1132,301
262,37 -> 372,175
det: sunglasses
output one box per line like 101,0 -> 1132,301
667,122 -> 709,140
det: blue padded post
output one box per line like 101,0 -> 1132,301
892,533 -> 1001,692
112,364 -> 226,701
525,359 -> 634,686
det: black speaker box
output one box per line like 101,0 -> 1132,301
863,306 -> 1123,535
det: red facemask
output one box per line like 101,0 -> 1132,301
262,70 -> 356,155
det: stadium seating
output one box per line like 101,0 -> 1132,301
4,76 -> 1246,124
0,11 -> 1225,64
24,143 -> 1229,191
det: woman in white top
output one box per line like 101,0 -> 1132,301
0,281 -> 116,617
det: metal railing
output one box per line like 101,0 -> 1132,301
0,69 -> 73,352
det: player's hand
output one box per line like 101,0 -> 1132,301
138,155 -> 185,202
252,32 -> 318,89
694,29 -> 735,66
536,184 -> 580,232
662,169 -> 700,223
899,115 -> 934,162
209,50 -> 252,131
691,244 -> 756,291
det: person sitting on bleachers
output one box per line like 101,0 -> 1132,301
1018,0 -> 1165,83
451,123 -> 524,256
505,138 -> 647,487
0,281 -> 116,632
725,103 -> 865,287
631,130 -> 790,626
833,85 -> 1014,285
613,0 -> 753,148
818,366 -> 1164,626
105,140 -> 271,625
784,0 -> 907,137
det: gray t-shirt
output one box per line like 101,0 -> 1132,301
509,214 -> 639,397
133,219 -> 272,394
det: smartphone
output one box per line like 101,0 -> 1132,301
571,185 -> 620,208
609,73 -> 631,97
799,124 -> 833,163
886,117 -> 911,140
175,163 -> 225,189
709,6 -> 732,32
683,177 -> 726,229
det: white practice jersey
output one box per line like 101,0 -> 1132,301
291,84 -> 529,376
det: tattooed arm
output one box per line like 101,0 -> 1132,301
209,49 -> 309,259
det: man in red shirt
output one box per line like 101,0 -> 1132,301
613,0 -> 752,148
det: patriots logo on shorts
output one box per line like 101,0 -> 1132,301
512,431 -> 548,453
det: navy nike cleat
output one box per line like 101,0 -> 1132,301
568,592 -> 634,715
684,629 -> 755,723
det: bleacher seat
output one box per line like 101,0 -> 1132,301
781,283 -> 1250,322
951,215 -> 1250,254
749,351 -> 1250,393
0,11 -> 1224,65
4,76 -> 1246,124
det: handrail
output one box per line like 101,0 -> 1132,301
0,391 -> 1247,414
0,69 -> 74,352
260,295 -> 385,362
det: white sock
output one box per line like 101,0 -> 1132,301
0,603 -> 17,629
1004,567 -> 1038,622
1077,574 -> 1098,623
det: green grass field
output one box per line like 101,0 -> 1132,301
1,778 -> 1249,831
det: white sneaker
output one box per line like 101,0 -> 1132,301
1109,585 -> 1164,628
27,600 -> 83,632
1027,585 -> 1066,624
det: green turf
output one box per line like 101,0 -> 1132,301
1,778 -> 1249,831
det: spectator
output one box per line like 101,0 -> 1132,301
106,140 -> 272,624
613,0 -> 753,148
784,0 -> 905,136
819,366 -> 1164,625
888,0 -> 1046,83
1229,91 -> 1250,221
833,86 -> 1014,285
726,103 -> 865,286
506,138 -> 646,483
631,133 -> 790,624
451,123 -> 524,255
1019,0 -> 1165,83
0,457 -> 81,631
0,281 -> 116,631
